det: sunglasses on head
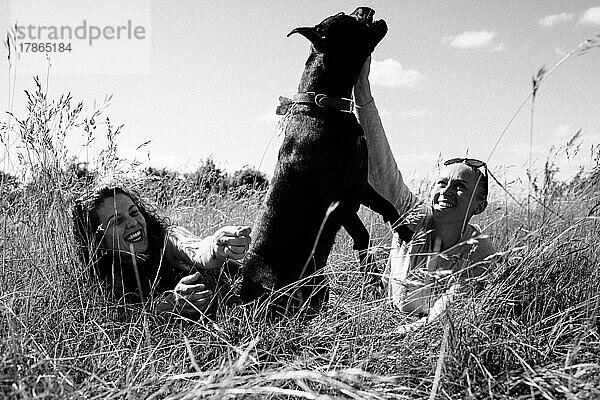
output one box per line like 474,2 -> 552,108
444,157 -> 487,175
444,157 -> 485,169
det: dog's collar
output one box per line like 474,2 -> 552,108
276,92 -> 354,115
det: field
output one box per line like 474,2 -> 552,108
2,39 -> 600,400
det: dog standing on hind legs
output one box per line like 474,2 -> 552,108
241,7 -> 413,317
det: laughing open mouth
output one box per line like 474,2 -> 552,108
435,200 -> 456,209
125,230 -> 143,243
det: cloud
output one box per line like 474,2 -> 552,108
538,12 -> 574,27
554,124 -> 574,139
256,110 -> 283,123
378,107 -> 390,117
587,134 -> 600,143
554,47 -> 567,57
397,152 -> 439,178
508,142 -> 546,158
370,58 -> 425,88
441,30 -> 497,49
488,43 -> 506,52
399,109 -> 430,118
579,6 -> 600,25
554,125 -> 587,144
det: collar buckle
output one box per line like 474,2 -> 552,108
283,92 -> 354,113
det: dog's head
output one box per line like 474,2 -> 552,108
288,7 -> 387,63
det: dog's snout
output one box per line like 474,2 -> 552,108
350,7 -> 374,24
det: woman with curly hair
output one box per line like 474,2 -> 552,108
73,186 -> 251,319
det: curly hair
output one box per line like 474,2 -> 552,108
72,186 -> 180,302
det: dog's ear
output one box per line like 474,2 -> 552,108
287,26 -> 327,51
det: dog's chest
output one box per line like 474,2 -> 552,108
275,111 -> 366,183
284,110 -> 361,146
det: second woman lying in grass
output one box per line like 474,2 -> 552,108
73,186 -> 251,319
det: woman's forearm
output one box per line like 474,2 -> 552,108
354,74 -> 373,106
353,57 -> 418,215
166,225 -> 250,271
355,100 -> 418,215
166,226 -> 223,270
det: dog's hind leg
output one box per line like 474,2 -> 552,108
362,184 -> 414,243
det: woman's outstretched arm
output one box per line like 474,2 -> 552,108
354,56 -> 419,216
165,225 -> 251,271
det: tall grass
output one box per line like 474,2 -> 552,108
2,38 -> 600,400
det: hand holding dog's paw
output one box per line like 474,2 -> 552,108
212,225 -> 252,260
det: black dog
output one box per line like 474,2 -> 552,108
241,7 -> 412,316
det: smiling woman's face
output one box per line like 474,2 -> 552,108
429,163 -> 486,226
96,193 -> 148,255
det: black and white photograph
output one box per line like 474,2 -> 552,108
1,1 -> 600,398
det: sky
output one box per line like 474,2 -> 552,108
1,0 -> 600,186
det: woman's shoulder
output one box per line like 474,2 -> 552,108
163,225 -> 216,271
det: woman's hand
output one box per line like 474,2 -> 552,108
353,56 -> 373,106
155,272 -> 213,318
212,225 -> 251,260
